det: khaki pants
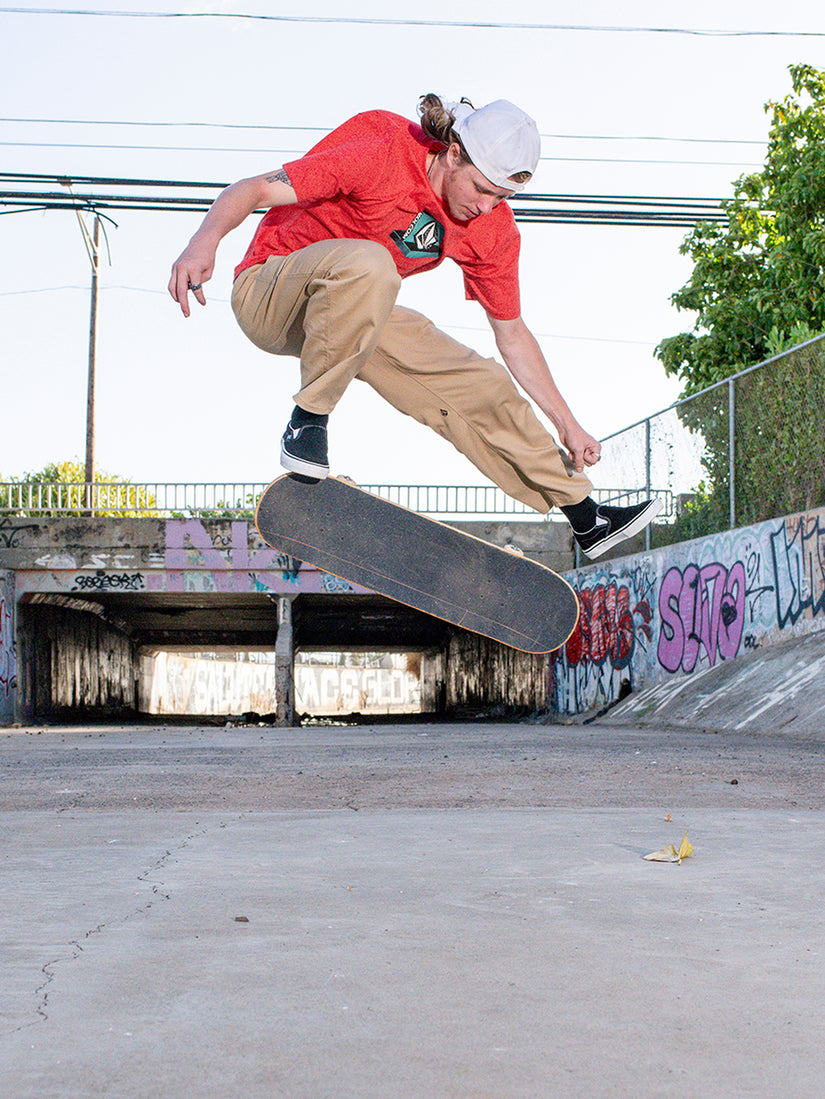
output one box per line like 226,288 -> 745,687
231,239 -> 593,513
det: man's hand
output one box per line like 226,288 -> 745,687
168,239 -> 216,317
560,424 -> 602,473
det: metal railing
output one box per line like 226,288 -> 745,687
0,479 -> 670,521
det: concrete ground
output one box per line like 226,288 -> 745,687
2,718 -> 824,1098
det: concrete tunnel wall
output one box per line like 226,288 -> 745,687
17,601 -> 138,721
3,505 -> 825,723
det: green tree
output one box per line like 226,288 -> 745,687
0,460 -> 157,517
657,63 -> 825,391
653,64 -> 825,538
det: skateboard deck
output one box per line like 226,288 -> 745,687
255,475 -> 579,654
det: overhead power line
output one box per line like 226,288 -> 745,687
0,172 -> 731,228
0,116 -> 767,168
0,117 -> 326,134
0,140 -> 309,156
2,171 -> 222,188
0,284 -> 656,348
1,9 -> 824,36
0,140 -> 761,167
0,117 -> 768,145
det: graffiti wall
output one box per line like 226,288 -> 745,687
555,508 -> 825,715
295,660 -> 421,716
0,570 -> 15,724
8,517 -> 373,601
141,652 -> 278,715
141,652 -> 421,716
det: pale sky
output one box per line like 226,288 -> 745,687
1,1 -> 822,491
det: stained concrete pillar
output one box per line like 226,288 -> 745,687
0,570 -> 17,726
275,595 -> 296,726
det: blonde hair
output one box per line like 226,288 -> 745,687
416,93 -> 532,185
418,94 -> 473,171
417,93 -> 474,147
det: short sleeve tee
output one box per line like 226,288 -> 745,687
234,110 -> 522,320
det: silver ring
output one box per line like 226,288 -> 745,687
189,282 -> 202,292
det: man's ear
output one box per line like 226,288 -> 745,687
445,141 -> 463,168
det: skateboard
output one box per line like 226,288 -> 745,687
255,475 -> 580,654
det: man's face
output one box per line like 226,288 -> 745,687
440,144 -> 516,222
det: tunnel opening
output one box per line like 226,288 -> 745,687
16,592 -> 449,724
16,591 -> 548,725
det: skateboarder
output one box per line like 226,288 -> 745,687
169,94 -> 661,559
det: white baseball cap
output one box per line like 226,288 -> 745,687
449,99 -> 540,191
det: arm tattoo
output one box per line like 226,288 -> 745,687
265,168 -> 292,186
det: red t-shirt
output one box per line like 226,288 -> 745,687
234,110 -> 522,320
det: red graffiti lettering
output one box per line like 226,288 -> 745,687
566,583 -> 650,670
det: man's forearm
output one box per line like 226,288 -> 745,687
169,170 -> 297,316
491,317 -> 576,431
488,313 -> 601,471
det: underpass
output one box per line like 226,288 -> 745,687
4,342 -> 824,1097
1,513 -> 572,724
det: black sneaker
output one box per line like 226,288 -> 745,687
280,411 -> 330,480
573,499 -> 663,559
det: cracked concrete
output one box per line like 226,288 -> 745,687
1,722 -> 824,1098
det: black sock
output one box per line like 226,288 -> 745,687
560,497 -> 599,533
291,405 -> 328,427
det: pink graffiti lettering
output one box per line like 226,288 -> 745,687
165,519 -> 250,571
658,561 -> 746,673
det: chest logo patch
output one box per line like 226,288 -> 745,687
390,212 -> 444,259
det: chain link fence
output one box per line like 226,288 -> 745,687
596,334 -> 825,548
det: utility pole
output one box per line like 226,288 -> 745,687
84,212 -> 100,512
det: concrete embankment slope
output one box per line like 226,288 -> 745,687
600,628 -> 825,735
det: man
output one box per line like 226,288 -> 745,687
169,94 -> 661,559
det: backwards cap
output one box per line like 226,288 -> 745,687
446,99 -> 540,191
